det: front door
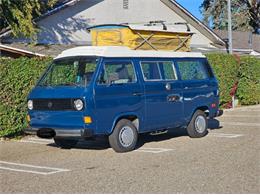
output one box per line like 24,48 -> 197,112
94,58 -> 144,135
139,60 -> 184,131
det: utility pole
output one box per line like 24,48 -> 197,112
228,0 -> 233,54
228,0 -> 235,108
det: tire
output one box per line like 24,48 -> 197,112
54,137 -> 78,149
109,119 -> 138,153
187,110 -> 208,138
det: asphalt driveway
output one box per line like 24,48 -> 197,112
0,105 -> 259,193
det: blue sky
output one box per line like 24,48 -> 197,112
176,0 -> 204,20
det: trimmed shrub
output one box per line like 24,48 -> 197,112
206,53 -> 240,107
0,57 -> 51,137
236,56 -> 260,105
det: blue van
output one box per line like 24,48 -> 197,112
25,46 -> 220,152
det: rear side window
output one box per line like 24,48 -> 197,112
98,61 -> 136,84
177,60 -> 210,80
159,62 -> 177,80
141,62 -> 161,80
141,61 -> 177,81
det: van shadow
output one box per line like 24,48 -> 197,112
47,119 -> 222,151
136,128 -> 188,149
208,118 -> 223,130
47,137 -> 110,150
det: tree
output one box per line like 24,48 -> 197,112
200,0 -> 260,33
0,0 -> 57,38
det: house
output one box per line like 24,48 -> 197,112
214,30 -> 260,57
0,0 -> 226,56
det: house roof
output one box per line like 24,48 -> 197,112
161,0 -> 225,46
0,44 -> 45,58
0,0 -> 225,48
55,46 -> 206,59
214,30 -> 260,52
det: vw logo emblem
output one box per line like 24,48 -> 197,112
47,101 -> 53,108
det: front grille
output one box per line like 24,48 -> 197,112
33,99 -> 78,111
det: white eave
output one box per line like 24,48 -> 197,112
0,44 -> 45,57
55,46 -> 206,59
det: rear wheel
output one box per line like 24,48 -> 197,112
54,137 -> 78,149
109,119 -> 138,153
187,110 -> 208,138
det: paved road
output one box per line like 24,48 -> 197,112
1,105 -> 260,193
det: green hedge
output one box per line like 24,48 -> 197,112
0,57 -> 51,138
0,54 -> 259,138
206,54 -> 260,106
236,56 -> 260,105
206,53 -> 240,107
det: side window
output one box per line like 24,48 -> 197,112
141,62 -> 161,80
159,61 -> 177,80
98,61 -> 136,84
177,60 -> 210,80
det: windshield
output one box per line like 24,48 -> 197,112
38,57 -> 98,87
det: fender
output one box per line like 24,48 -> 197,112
186,105 -> 209,125
108,112 -> 141,135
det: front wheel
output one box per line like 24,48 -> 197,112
54,137 -> 78,149
109,119 -> 138,153
187,110 -> 208,138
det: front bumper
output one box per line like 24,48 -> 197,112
24,127 -> 93,138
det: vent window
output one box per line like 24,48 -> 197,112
123,0 -> 129,9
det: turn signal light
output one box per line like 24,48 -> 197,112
84,116 -> 92,124
26,115 -> 31,122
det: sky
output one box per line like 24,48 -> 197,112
176,0 -> 204,20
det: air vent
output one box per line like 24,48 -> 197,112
123,0 -> 129,9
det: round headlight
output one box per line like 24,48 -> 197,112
74,99 -> 83,111
28,100 -> 33,110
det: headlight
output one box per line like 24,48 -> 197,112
74,99 -> 83,111
28,100 -> 33,110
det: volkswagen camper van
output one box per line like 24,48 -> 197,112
25,46 -> 220,152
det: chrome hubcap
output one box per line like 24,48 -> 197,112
119,126 -> 134,147
195,115 -> 206,133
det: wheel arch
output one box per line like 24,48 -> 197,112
109,113 -> 140,135
190,105 -> 209,120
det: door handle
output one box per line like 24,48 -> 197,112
167,94 -> 181,102
132,92 -> 143,96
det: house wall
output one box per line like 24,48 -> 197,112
3,0 -> 215,48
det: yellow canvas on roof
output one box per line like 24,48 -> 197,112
89,25 -> 193,52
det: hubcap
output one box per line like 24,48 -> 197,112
119,126 -> 134,147
195,115 -> 206,133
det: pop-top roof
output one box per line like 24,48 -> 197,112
55,46 -> 205,59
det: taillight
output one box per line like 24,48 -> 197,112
211,103 -> 217,108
